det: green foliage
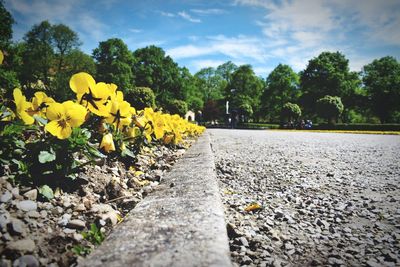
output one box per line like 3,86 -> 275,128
316,95 -> 344,124
0,121 -> 33,181
262,64 -> 299,121
166,99 -> 188,116
300,51 -> 360,116
216,61 -> 237,86
228,65 -> 264,121
125,86 -> 155,110
38,185 -> 54,200
93,38 -> 135,91
0,0 -> 14,48
72,223 -> 105,256
281,102 -> 301,121
195,67 -> 224,101
132,45 -> 182,106
362,56 -> 400,123
187,97 -> 204,112
51,23 -> 81,71
82,223 -> 105,245
0,118 -> 105,187
51,50 -> 96,101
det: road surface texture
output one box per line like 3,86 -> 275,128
209,129 -> 400,267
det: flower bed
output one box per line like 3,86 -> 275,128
0,71 -> 205,265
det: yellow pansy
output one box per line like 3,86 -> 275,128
45,101 -> 87,139
152,113 -> 165,140
30,91 -> 55,117
100,133 -> 115,153
127,126 -> 141,138
69,72 -> 110,117
13,88 -> 34,125
69,72 -> 95,94
0,50 -> 3,65
104,91 -> 132,129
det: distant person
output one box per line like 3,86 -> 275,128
305,120 -> 312,129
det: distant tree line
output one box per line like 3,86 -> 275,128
1,2 -> 399,122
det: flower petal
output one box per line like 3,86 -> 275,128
46,103 -> 64,121
69,72 -> 95,94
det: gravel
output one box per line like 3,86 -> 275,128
209,129 -> 400,266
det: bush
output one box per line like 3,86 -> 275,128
281,102 -> 301,121
316,95 -> 344,124
125,87 -> 155,110
166,99 -> 188,117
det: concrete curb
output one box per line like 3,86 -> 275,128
80,132 -> 232,267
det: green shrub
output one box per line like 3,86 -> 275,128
281,102 -> 301,121
125,87 -> 155,110
316,95 -> 344,125
166,99 -> 188,116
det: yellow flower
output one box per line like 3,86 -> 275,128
69,72 -> 95,94
30,91 -> 55,117
105,91 -> 132,129
152,113 -> 165,140
0,50 -> 3,65
45,101 -> 87,139
127,126 -> 141,138
69,72 -> 110,116
100,133 -> 115,153
13,88 -> 34,125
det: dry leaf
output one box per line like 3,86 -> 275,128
244,203 -> 262,212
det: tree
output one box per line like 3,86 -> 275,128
93,38 -> 135,91
281,102 -> 301,123
180,67 -> 203,111
51,24 -> 80,71
216,61 -> 237,97
0,3 -> 19,94
194,67 -> 224,102
0,0 -> 14,49
228,65 -> 264,121
300,51 -> 360,116
125,87 -> 155,110
262,64 -> 299,121
132,45 -> 182,106
51,50 -> 96,101
362,56 -> 400,123
316,95 -> 344,125
21,20 -> 54,88
166,99 -> 188,116
203,99 -> 222,122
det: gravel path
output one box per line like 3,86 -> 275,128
209,129 -> 400,267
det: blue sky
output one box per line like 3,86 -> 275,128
5,0 -> 400,77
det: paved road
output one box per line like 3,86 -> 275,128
209,129 -> 400,267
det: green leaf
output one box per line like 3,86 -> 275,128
33,115 -> 48,125
38,150 -> 56,163
39,185 -> 54,200
121,148 -> 135,158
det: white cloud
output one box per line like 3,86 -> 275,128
129,28 -> 142,33
167,35 -> 268,64
7,0 -> 107,43
190,8 -> 227,15
236,0 -> 400,73
178,11 -> 202,23
191,59 -> 226,70
159,11 -> 175,17
253,66 -> 273,77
